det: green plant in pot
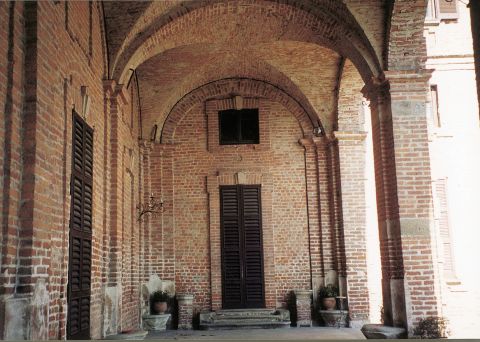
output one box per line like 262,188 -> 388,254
414,316 -> 449,339
319,284 -> 339,310
150,290 -> 170,315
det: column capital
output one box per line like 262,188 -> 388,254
361,76 -> 390,102
139,139 -> 154,154
333,131 -> 368,141
103,79 -> 117,98
103,79 -> 130,105
299,136 -> 336,149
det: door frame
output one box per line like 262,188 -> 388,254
207,172 -> 275,311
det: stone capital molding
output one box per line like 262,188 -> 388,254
298,136 -> 335,149
333,131 -> 368,141
361,76 -> 390,101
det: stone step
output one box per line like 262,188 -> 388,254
200,320 -> 291,330
214,309 -> 279,320
199,308 -> 291,330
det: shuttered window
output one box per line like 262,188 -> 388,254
220,185 -> 265,309
426,0 -> 459,20
438,0 -> 458,19
68,111 -> 94,340
434,179 -> 457,280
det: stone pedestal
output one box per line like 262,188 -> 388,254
142,314 -> 171,331
177,294 -> 194,329
319,310 -> 348,327
295,289 -> 312,327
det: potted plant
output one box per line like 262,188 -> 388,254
150,290 -> 170,315
413,316 -> 449,339
319,284 -> 338,310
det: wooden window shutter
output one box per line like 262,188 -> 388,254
438,0 -> 458,19
68,111 -> 93,339
434,179 -> 457,280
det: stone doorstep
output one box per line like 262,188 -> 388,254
200,321 -> 292,330
199,308 -> 291,330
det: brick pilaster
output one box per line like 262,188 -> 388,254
335,131 -> 370,327
363,73 -> 441,332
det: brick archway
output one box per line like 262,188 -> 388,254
160,78 -> 316,144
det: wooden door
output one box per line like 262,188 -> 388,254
220,185 -> 265,309
67,112 -> 93,339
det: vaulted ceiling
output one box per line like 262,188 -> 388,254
102,0 -> 389,136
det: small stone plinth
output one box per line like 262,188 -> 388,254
295,289 -> 313,327
177,294 -> 194,330
361,324 -> 407,339
105,330 -> 148,340
142,314 -> 171,331
319,310 -> 348,327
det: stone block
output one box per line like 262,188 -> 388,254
295,289 -> 312,327
177,294 -> 194,329
361,324 -> 407,339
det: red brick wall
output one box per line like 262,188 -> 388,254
0,2 -> 144,338
151,97 -> 310,313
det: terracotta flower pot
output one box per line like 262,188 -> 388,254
153,301 -> 168,314
322,297 -> 336,310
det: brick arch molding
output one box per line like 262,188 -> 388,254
112,0 -> 382,84
160,78 -> 316,144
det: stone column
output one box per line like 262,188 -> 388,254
177,294 -> 194,330
295,289 -> 313,327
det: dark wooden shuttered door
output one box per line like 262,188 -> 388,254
67,112 -> 93,340
220,185 -> 265,309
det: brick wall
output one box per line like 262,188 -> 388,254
154,97 -> 310,312
0,2 -> 144,339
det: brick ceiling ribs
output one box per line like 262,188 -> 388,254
102,0 -> 384,136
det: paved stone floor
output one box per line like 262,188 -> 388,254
145,327 -> 365,340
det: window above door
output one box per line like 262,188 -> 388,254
219,108 -> 260,145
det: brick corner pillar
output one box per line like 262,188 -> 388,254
177,294 -> 194,330
363,72 -> 441,334
295,289 -> 313,327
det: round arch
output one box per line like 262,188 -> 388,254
160,78 -> 316,144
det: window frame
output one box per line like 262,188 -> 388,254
426,0 -> 459,21
218,108 -> 260,145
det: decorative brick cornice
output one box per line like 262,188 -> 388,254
384,69 -> 433,96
